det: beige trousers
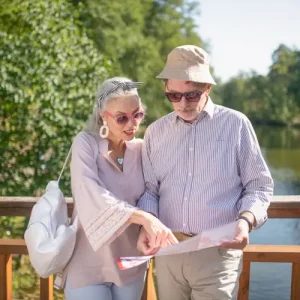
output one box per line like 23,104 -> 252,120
155,247 -> 242,300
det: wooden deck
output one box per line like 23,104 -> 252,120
0,195 -> 300,300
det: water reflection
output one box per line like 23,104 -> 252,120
255,126 -> 300,150
256,125 -> 300,195
248,125 -> 300,300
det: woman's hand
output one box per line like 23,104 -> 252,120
142,213 -> 178,248
128,210 -> 178,248
137,227 -> 160,255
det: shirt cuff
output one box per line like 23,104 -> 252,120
239,201 -> 268,229
137,193 -> 159,218
84,203 -> 137,251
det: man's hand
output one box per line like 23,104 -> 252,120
221,219 -> 249,250
137,227 -> 160,255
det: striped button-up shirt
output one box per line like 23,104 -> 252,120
138,98 -> 274,234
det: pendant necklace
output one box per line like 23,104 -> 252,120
108,146 -> 124,165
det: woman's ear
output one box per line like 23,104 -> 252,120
99,109 -> 105,122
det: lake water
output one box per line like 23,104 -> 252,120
249,125 -> 300,300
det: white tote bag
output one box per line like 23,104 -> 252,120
24,147 -> 77,278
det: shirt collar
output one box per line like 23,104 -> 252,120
205,97 -> 214,118
172,97 -> 215,124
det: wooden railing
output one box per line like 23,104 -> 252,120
0,195 -> 300,300
0,239 -> 53,300
239,245 -> 300,300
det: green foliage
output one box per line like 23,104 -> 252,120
71,0 -> 206,123
219,45 -> 300,125
0,0 -> 110,197
0,1 -> 109,297
0,216 -> 27,238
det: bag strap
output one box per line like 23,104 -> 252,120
57,145 -> 73,183
57,133 -> 97,183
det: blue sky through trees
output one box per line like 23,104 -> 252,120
198,0 -> 300,81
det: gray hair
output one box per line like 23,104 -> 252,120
84,77 -> 142,134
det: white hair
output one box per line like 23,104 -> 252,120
84,77 -> 141,134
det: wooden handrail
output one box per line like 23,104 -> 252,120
1,195 -> 300,218
0,239 -> 27,255
243,245 -> 300,262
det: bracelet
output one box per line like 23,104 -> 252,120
237,216 -> 253,232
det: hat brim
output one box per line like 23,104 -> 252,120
156,65 -> 217,85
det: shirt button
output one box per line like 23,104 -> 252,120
183,223 -> 186,227
189,148 -> 193,151
184,197 -> 187,201
188,173 -> 192,176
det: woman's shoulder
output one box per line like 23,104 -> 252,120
127,138 -> 143,152
73,132 -> 99,153
74,131 -> 95,143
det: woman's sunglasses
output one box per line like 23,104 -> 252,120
165,91 -> 203,103
105,110 -> 145,125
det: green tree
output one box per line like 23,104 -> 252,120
218,44 -> 300,126
221,73 -> 248,112
0,1 -> 110,298
0,0 -> 109,197
71,0 -> 207,124
269,44 -> 300,122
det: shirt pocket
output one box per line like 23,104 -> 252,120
195,140 -> 237,179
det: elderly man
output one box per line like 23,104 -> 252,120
137,45 -> 274,300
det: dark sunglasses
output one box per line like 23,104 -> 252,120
165,91 -> 203,103
105,110 -> 145,125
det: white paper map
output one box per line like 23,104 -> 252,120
117,221 -> 237,270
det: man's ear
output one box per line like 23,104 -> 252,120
206,84 -> 212,95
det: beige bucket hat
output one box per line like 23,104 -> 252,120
156,45 -> 217,85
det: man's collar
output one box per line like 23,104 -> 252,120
172,97 -> 215,124
205,97 -> 214,118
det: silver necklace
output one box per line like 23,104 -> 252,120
108,146 -> 124,165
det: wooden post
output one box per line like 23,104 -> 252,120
0,254 -> 12,300
238,261 -> 250,300
40,276 -> 53,300
291,262 -> 300,300
141,259 -> 157,300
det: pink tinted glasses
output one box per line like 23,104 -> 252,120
105,110 -> 145,125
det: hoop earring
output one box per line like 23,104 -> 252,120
99,121 -> 109,138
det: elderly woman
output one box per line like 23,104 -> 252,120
63,77 -> 177,300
